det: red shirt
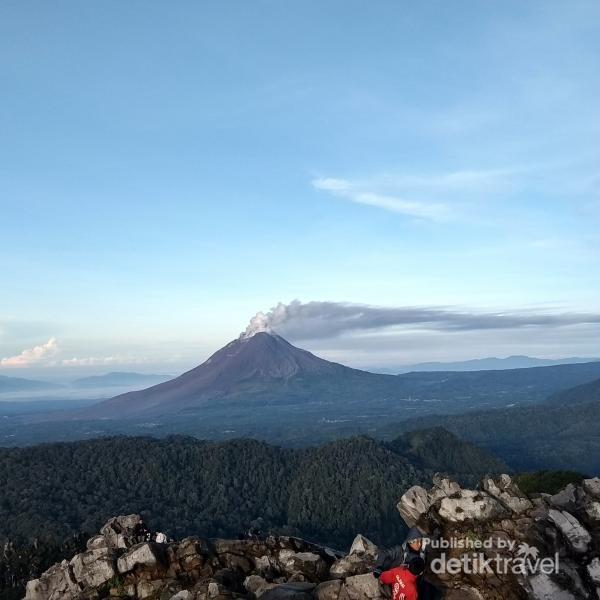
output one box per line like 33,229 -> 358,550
379,566 -> 418,600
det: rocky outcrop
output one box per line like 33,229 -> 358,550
24,476 -> 600,600
24,522 -> 376,600
397,475 -> 600,600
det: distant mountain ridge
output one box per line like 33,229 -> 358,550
0,374 -> 62,393
396,354 -> 600,373
71,371 -> 170,388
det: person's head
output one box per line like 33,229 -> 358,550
408,538 -> 422,552
408,557 -> 425,576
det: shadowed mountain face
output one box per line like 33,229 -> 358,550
78,333 -> 364,418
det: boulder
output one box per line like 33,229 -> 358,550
340,573 -> 382,599
548,484 -> 579,510
481,475 -> 533,514
314,579 -> 343,600
100,513 -> 146,549
24,560 -> 79,600
244,574 -> 277,597
547,510 -> 591,554
70,546 -> 116,588
583,478 -> 600,499
397,485 -> 431,527
527,573 -> 578,600
438,490 -> 507,523
348,534 -> 378,558
277,549 -> 328,581
587,557 -> 600,585
117,542 -> 161,573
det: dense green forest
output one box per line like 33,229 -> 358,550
0,429 -> 504,598
387,397 -> 600,473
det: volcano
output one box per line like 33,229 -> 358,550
73,332 -> 600,421
77,332 -> 373,419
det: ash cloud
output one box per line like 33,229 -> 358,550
242,300 -> 600,341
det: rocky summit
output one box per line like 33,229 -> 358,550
24,474 -> 600,600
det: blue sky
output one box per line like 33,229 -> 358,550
1,1 -> 599,374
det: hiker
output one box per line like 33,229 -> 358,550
154,531 -> 168,544
375,527 -> 442,599
374,527 -> 427,571
376,557 -> 425,600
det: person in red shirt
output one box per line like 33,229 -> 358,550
378,557 -> 425,600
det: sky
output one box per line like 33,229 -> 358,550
1,1 -> 599,376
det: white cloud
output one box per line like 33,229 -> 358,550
312,177 -> 449,221
60,355 -> 151,367
0,338 -> 60,368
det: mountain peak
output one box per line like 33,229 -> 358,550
77,332 -> 349,418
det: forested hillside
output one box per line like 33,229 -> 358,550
0,429 -> 505,598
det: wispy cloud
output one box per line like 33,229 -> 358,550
60,355 -> 151,367
0,338 -> 60,368
312,177 -> 449,221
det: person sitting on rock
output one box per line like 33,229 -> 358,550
377,557 -> 425,600
374,527 -> 426,572
375,527 -> 442,599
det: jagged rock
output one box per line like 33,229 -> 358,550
244,574 -> 277,597
587,557 -> 600,586
170,592 -> 193,600
24,560 -> 79,600
85,534 -> 107,550
348,534 -> 377,558
438,489 -> 507,522
339,573 -> 382,599
23,474 -> 600,600
583,477 -> 600,499
329,554 -> 370,579
330,532 -> 377,578
431,473 -> 462,498
314,579 -> 342,600
527,573 -> 578,600
70,546 -> 116,588
100,514 -> 146,549
481,475 -> 533,514
584,500 -> 600,521
397,485 -> 431,527
117,542 -> 161,573
547,509 -> 591,554
277,550 -> 328,581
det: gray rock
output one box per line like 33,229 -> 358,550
587,557 -> 600,585
117,542 -> 160,573
278,549 -> 328,580
70,547 -> 116,588
397,485 -> 431,527
549,484 -> 578,510
481,474 -> 533,514
527,572 -> 578,599
583,477 -> 600,499
547,509 -> 591,554
244,574 -> 277,597
100,514 -> 145,549
329,554 -> 371,579
340,573 -> 383,600
438,490 -> 506,522
24,561 -> 79,600
348,534 -> 378,558
314,579 -> 342,600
